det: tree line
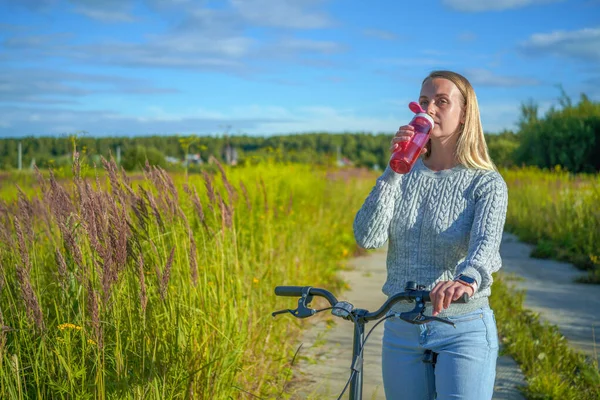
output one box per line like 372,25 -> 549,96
1,93 -> 598,173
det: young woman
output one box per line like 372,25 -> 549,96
353,70 -> 508,400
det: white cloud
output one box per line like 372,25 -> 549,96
5,0 -> 58,11
457,31 -> 477,42
1,2 -> 344,74
3,33 -> 72,48
230,0 -> 333,29
3,97 -> 552,137
479,100 -> 555,132
0,68 -> 179,104
0,106 -> 284,137
465,68 -> 542,87
73,6 -> 136,22
271,38 -> 344,54
376,57 -> 450,67
0,103 -> 398,137
323,76 -> 345,83
362,29 -> 399,41
519,27 -> 600,62
251,107 -> 398,135
154,34 -> 256,58
442,0 -> 563,12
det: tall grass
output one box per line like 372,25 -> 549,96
500,166 -> 600,282
0,157 -> 373,399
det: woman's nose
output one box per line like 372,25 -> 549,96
426,104 -> 436,116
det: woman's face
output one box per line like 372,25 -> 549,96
419,78 -> 465,139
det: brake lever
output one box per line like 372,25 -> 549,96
272,289 -> 317,319
398,298 -> 457,328
272,309 -> 293,317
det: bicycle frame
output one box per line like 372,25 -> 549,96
349,309 -> 367,399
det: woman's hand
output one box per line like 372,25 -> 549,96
390,125 -> 428,155
430,280 -> 474,316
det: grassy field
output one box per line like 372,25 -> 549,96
500,166 -> 600,282
0,158 -> 374,399
0,159 -> 599,398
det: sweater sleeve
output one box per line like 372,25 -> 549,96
454,172 -> 508,292
353,166 -> 402,249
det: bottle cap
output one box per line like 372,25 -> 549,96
414,112 -> 434,128
409,101 -> 434,128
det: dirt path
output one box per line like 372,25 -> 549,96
499,232 -> 600,364
288,245 -> 527,399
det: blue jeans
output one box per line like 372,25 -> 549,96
381,307 -> 499,400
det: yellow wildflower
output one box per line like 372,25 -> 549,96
253,277 -> 259,284
58,323 -> 82,331
87,339 -> 97,346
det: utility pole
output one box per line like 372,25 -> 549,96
116,145 -> 121,165
18,141 -> 22,171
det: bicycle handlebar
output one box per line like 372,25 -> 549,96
273,282 -> 470,400
274,286 -> 339,306
274,284 -> 468,322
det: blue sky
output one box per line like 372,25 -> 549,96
0,0 -> 599,138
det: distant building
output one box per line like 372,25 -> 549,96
335,145 -> 354,167
223,144 -> 238,166
337,157 -> 354,167
167,154 -> 204,166
165,156 -> 180,164
185,153 -> 204,165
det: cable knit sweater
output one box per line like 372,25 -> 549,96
353,157 -> 508,317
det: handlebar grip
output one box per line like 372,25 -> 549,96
454,293 -> 469,303
275,286 -> 305,297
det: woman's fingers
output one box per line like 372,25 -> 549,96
390,126 -> 414,152
431,281 -> 470,316
430,281 -> 452,316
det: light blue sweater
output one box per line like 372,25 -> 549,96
353,157 -> 509,317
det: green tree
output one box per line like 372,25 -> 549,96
121,145 -> 167,171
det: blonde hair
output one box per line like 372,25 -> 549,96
422,70 -> 497,171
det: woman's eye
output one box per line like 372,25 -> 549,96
419,100 -> 428,106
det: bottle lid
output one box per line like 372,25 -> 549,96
409,101 -> 434,128
414,112 -> 434,128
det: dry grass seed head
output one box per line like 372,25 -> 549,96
239,181 -> 252,211
55,248 -> 68,290
202,171 -> 216,213
138,254 -> 148,313
159,247 -> 175,301
189,232 -> 198,286
14,218 -> 32,273
15,266 -> 45,332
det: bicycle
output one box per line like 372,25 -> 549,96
272,281 -> 469,400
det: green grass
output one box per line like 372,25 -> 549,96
0,159 -> 373,399
2,158 -> 599,398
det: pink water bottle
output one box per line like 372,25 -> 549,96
389,101 -> 435,174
